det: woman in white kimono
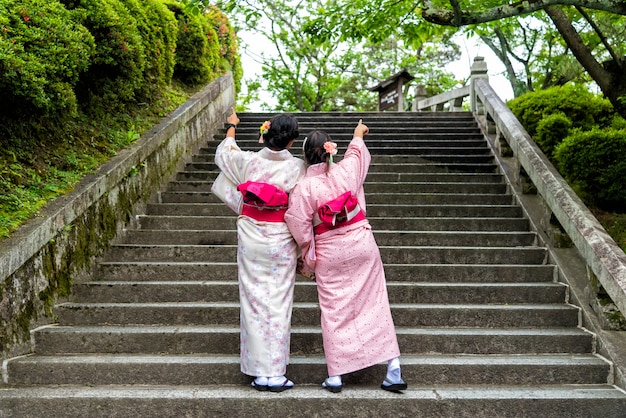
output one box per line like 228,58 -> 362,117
284,120 -> 407,393
213,109 -> 306,392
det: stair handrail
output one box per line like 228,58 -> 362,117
415,85 -> 470,111
472,77 -> 626,317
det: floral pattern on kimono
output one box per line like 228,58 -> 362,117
215,136 -> 306,377
284,136 -> 401,376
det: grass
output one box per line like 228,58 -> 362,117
0,83 -> 195,240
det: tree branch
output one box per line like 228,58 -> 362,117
423,0 -> 626,26
543,6 -> 612,92
575,6 -> 621,64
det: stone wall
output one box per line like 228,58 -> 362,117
0,74 -> 235,361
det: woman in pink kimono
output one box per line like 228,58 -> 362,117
213,109 -> 305,392
284,120 -> 407,393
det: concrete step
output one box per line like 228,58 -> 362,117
95,261 -> 556,283
143,202 -> 523,218
184,161 -> 499,173
135,215 -> 529,232
159,190 -> 514,205
167,180 -> 508,194
5,353 -> 610,386
29,325 -> 594,355
121,229 -> 537,247
176,170 -> 505,183
54,302 -> 579,328
101,244 -> 547,264
191,153 -> 495,164
2,384 -> 625,418
72,281 -> 566,304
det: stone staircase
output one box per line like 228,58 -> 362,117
2,112 -> 626,417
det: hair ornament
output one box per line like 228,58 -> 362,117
259,120 -> 271,143
323,141 -> 338,164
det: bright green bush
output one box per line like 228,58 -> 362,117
0,0 -> 94,116
64,0 -> 146,105
555,128 -> 626,211
121,0 -> 178,99
205,5 -> 242,92
535,113 -> 573,158
508,84 -> 615,137
165,1 -> 219,86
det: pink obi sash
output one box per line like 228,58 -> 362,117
313,191 -> 366,235
237,181 -> 288,222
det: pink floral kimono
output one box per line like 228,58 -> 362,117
284,136 -> 401,377
214,136 -> 305,378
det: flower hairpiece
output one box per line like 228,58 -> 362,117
260,120 -> 271,135
259,120 -> 271,143
323,141 -> 338,164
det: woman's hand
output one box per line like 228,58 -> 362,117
227,107 -> 240,125
354,119 -> 369,138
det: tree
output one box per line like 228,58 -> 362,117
422,1 -> 626,117
205,0 -> 460,111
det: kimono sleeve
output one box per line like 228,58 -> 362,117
284,182 -> 315,254
214,136 -> 252,184
341,136 -> 371,188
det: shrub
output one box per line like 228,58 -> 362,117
63,0 -> 146,105
508,84 -> 615,137
535,113 -> 573,158
0,0 -> 94,117
121,0 -> 178,100
555,128 -> 626,211
165,1 -> 218,86
205,5 -> 242,92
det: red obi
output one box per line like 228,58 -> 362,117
237,181 -> 288,222
313,191 -> 366,235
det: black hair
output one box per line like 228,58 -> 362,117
264,114 -> 299,150
303,130 -> 333,168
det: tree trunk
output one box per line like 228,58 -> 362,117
544,6 -> 626,117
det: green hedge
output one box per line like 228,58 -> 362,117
555,129 -> 626,211
0,0 -> 95,117
508,84 -> 615,137
0,0 -> 241,137
535,113 -> 572,158
0,0 -> 242,238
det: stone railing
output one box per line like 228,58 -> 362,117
0,73 -> 235,361
471,76 -> 626,321
415,58 -> 626,326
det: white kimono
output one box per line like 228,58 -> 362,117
214,136 -> 305,377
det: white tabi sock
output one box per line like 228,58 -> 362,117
385,357 -> 403,384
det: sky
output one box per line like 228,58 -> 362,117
236,30 -> 515,111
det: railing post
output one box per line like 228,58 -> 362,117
470,56 -> 488,113
412,84 -> 427,111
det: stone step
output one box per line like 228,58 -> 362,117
3,384 -> 625,418
121,229 -> 537,247
102,244 -> 547,264
54,302 -> 579,328
95,262 -> 556,283
159,191 -> 514,205
29,325 -> 594,355
135,215 -> 529,232
143,203 -> 521,218
230,123 -> 482,133
176,170 -> 505,183
206,144 -> 492,155
167,180 -> 508,194
185,161 -> 499,173
191,153 -> 495,164
72,281 -> 566,304
5,353 -> 610,386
